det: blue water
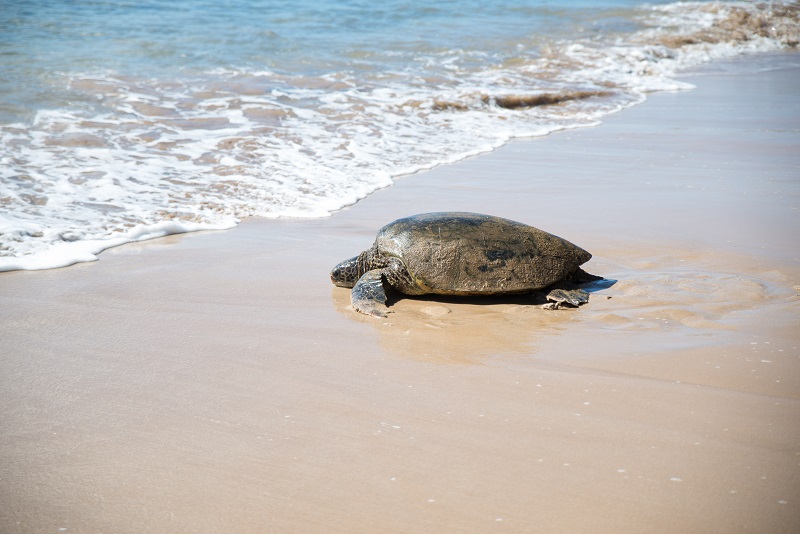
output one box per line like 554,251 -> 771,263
0,0 -> 657,122
1,0 -> 797,270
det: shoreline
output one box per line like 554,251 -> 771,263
2,51 -> 799,533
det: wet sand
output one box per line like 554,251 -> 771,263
2,52 -> 799,533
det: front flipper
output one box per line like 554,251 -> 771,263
351,269 -> 390,318
542,288 -> 590,310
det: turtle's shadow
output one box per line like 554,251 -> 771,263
383,278 -> 617,308
581,278 -> 617,292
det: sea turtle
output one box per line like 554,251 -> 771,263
330,212 -> 602,317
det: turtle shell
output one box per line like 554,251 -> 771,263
374,212 -> 591,295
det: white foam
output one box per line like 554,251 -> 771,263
0,219 -> 236,272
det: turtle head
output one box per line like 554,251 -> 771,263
330,256 -> 361,288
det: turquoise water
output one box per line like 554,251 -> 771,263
1,1 -> 798,269
1,0 -> 652,122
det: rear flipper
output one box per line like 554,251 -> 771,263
351,269 -> 390,318
542,288 -> 590,310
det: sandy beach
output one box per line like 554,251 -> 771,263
2,51 -> 799,533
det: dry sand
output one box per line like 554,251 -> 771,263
2,51 -> 799,533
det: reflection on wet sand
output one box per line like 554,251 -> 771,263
332,282 -> 614,364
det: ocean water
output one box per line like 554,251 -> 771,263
1,1 -> 798,271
